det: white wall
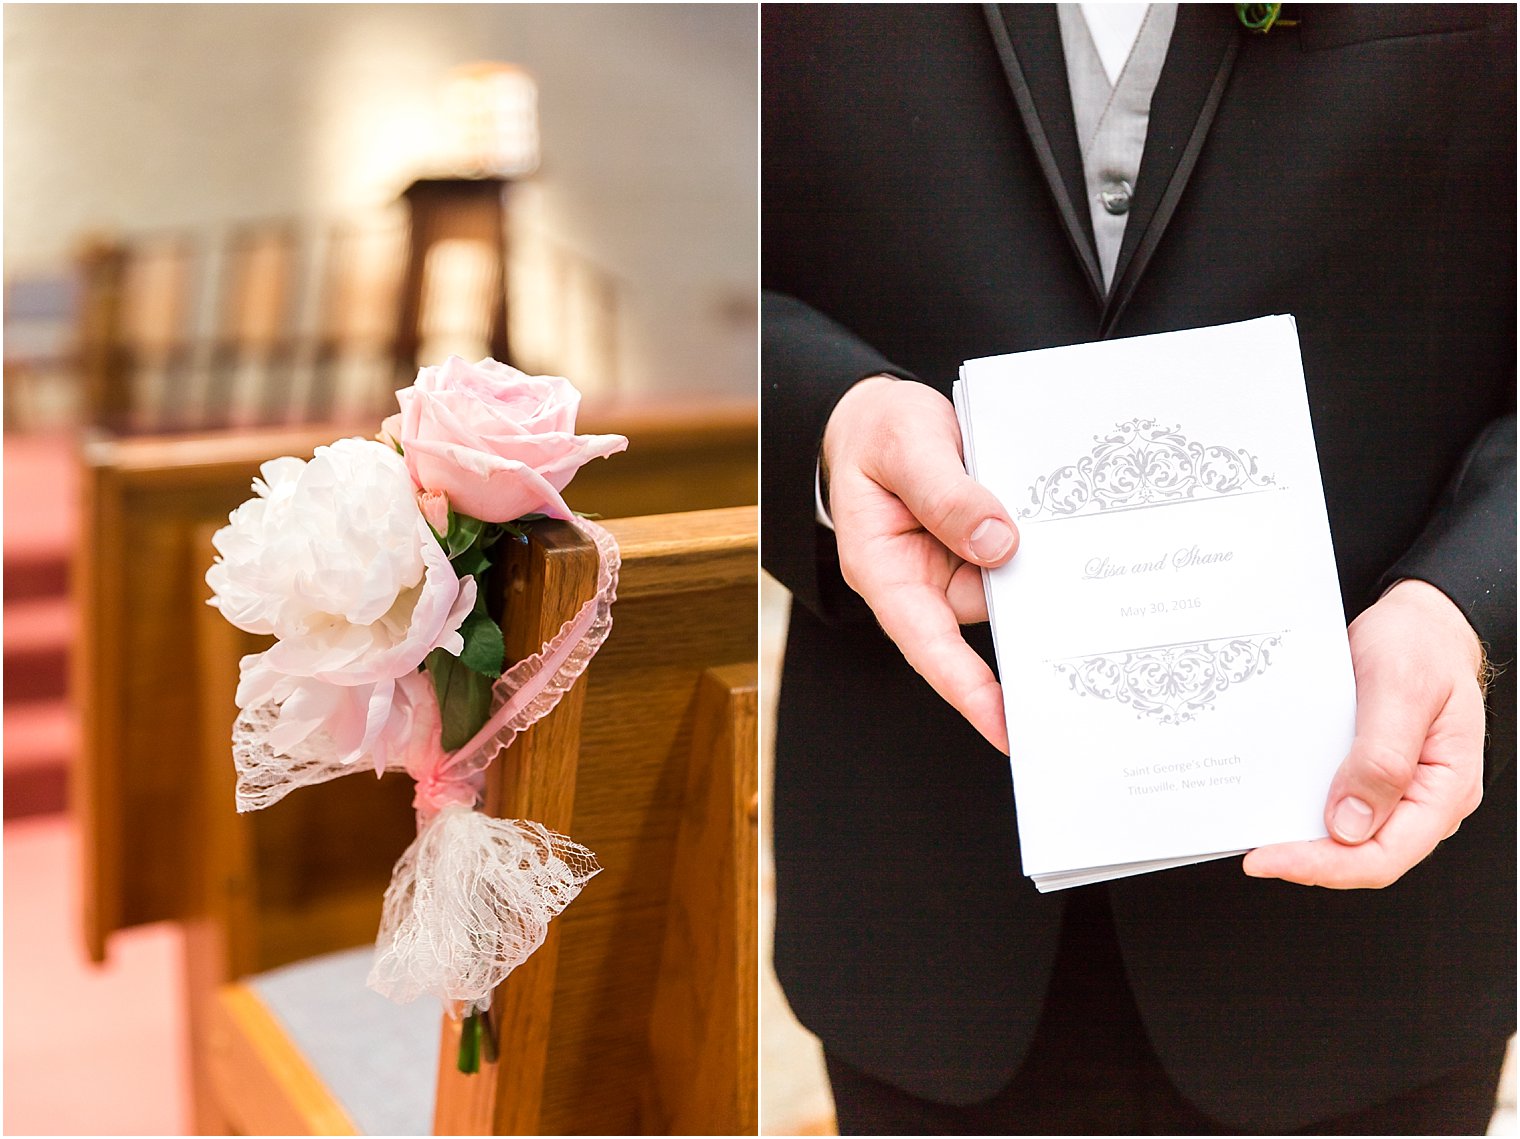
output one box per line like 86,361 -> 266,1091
3,3 -> 757,395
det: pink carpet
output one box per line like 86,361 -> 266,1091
4,431 -> 190,1132
5,430 -> 78,817
3,814 -> 191,1135
3,431 -> 78,566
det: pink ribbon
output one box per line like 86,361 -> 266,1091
407,518 -> 620,819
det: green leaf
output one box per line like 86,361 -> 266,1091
451,546 -> 492,580
457,609 -> 506,678
428,649 -> 494,751
446,511 -> 485,558
496,520 -> 531,545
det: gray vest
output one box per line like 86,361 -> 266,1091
1057,4 -> 1178,291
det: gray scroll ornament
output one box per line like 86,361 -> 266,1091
1020,418 -> 1275,520
1054,632 -> 1283,724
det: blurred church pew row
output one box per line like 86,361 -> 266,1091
8,182 -> 630,436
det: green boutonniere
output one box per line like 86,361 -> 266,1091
1236,3 -> 1296,34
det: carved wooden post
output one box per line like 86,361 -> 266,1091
431,521 -> 598,1135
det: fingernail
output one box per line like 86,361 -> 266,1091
1331,796 -> 1374,843
969,518 -> 1014,563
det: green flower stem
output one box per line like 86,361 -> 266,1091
432,510 -> 519,1075
480,1006 -> 499,1065
457,1009 -> 483,1074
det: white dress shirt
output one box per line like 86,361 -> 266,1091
1080,3 -> 1149,84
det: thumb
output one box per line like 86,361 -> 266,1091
1324,668 -> 1430,845
873,435 -> 1019,569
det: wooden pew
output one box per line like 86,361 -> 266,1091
207,221 -> 302,428
75,232 -> 200,432
74,222 -> 399,434
195,508 -> 758,1133
77,423 -> 369,962
75,400 -> 756,966
182,553 -> 417,1133
644,662 -> 759,1133
308,220 -> 407,424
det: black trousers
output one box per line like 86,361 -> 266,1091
826,886 -> 1508,1135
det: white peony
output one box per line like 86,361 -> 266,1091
207,438 -> 477,764
233,665 -> 441,777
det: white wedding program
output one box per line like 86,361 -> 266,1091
954,316 -> 1356,891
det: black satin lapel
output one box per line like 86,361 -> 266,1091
983,3 -> 1104,306
1102,5 -> 1240,337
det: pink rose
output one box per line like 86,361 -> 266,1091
384,356 -> 628,523
417,489 -> 450,537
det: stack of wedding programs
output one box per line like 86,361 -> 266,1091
954,316 -> 1356,890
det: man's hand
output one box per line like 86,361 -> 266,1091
1243,579 -> 1486,888
823,375 -> 1018,753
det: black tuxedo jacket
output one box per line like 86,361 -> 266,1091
762,5 -> 1515,1131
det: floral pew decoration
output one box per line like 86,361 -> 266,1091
205,356 -> 627,1071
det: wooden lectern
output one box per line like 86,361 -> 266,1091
395,177 -> 512,377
